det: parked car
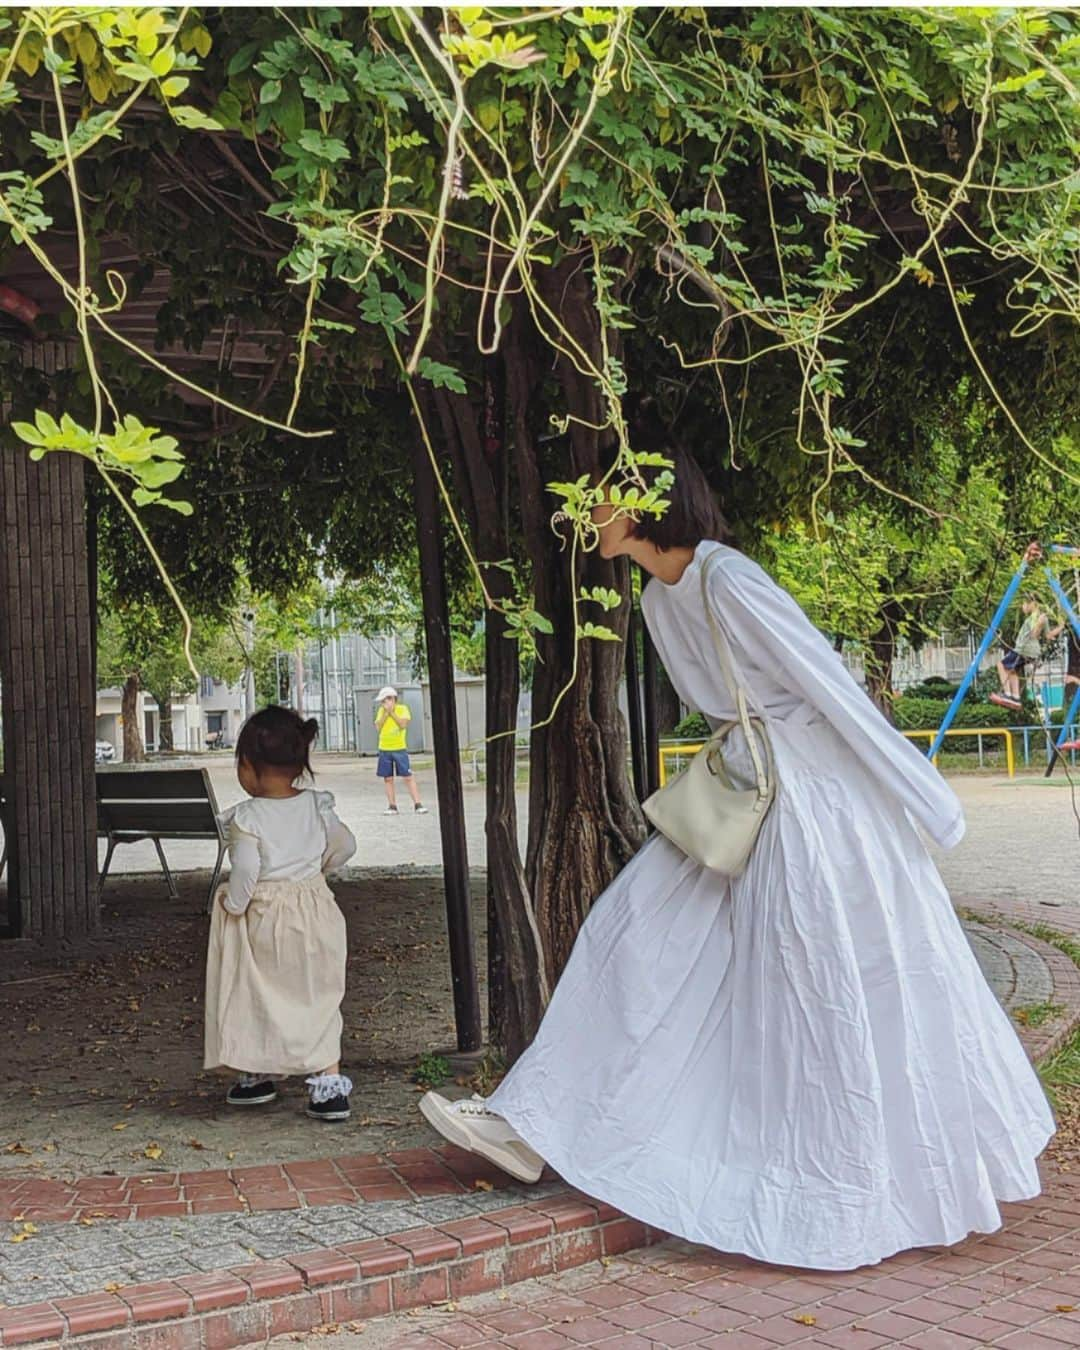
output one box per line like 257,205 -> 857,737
95,740 -> 116,763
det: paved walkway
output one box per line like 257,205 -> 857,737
334,1213 -> 1080,1349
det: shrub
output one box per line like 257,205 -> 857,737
903,677 -> 959,702
892,696 -> 1016,731
673,711 -> 710,740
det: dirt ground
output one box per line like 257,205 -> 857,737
0,869 -> 488,1180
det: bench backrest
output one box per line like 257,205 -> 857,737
96,768 -> 222,839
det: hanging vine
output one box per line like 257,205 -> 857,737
1,4 -> 1079,695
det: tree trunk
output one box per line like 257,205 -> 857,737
122,673 -> 145,762
153,691 -> 174,752
411,428 -> 482,1054
657,665 -> 682,735
516,267 -> 645,985
865,605 -> 900,722
423,361 -> 545,1063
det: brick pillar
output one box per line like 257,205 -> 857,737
0,447 -> 97,938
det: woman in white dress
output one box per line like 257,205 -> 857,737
421,433 -> 1054,1271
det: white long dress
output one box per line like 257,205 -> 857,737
489,540 -> 1054,1271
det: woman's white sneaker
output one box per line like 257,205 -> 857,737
419,1092 -> 544,1184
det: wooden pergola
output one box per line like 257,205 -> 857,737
0,236 -> 484,1051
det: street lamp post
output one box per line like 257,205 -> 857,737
242,608 -> 256,721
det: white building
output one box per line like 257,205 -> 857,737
95,675 -> 246,756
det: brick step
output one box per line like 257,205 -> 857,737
0,1194 -> 658,1348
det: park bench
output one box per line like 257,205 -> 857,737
96,767 -> 227,909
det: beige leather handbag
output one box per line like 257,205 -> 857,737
643,555 -> 776,875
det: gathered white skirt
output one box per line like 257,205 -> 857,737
204,875 -> 346,1077
489,716 -> 1054,1270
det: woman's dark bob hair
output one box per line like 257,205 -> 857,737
236,705 -> 319,779
612,395 -> 734,550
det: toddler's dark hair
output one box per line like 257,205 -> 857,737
236,706 -> 318,779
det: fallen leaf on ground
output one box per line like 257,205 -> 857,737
112,1123 -> 128,1132
792,1315 -> 817,1326
186,1138 -> 206,1150
473,1179 -> 493,1192
1056,1304 -> 1075,1313
3,1142 -> 31,1154
104,1282 -> 121,1293
143,1143 -> 163,1160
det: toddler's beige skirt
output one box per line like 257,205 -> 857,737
204,874 -> 346,1076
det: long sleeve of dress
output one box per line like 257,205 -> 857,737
322,812 -> 357,873
223,828 -> 261,914
707,555 -> 965,851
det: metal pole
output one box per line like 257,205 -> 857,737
624,587 -> 646,802
928,559 -> 1030,759
1041,569 -> 1080,775
641,594 -> 661,797
410,435 -> 483,1053
242,608 -> 256,720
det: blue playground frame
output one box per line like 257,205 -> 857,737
927,545 -> 1080,773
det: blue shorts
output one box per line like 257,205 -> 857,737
1002,649 -> 1026,673
377,750 -> 412,778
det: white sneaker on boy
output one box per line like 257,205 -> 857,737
419,1092 -> 544,1184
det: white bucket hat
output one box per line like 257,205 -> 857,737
376,686 -> 398,702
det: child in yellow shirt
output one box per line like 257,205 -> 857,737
374,686 -> 428,816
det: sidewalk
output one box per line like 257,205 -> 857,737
326,1204 -> 1080,1349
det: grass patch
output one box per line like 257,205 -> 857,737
469,1050 -> 506,1098
1013,1001 -> 1065,1029
959,911 -> 1080,1106
412,1052 -> 452,1090
1003,919 -> 1080,1105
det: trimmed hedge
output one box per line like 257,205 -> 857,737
892,696 -> 1015,731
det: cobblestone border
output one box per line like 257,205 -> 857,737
0,1191 -> 657,1347
964,905 -> 1080,1062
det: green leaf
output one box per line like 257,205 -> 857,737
416,357 -> 467,394
226,40 -> 260,76
11,421 -> 44,446
137,460 -> 184,488
172,106 -> 223,132
577,622 -> 620,642
260,79 -> 281,105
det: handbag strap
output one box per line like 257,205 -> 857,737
699,551 -> 771,800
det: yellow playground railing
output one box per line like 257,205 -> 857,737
901,727 -> 1015,778
659,728 -> 1015,785
658,743 -> 706,787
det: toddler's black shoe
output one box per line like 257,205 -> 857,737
226,1077 -> 277,1106
305,1072 -> 352,1122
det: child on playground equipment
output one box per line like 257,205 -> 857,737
203,706 -> 357,1122
990,596 -> 1061,710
